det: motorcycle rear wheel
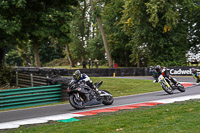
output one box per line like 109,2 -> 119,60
177,83 -> 185,92
69,93 -> 86,109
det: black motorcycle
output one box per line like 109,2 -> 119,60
67,80 -> 114,109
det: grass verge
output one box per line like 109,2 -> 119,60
91,77 -> 161,97
4,99 -> 200,133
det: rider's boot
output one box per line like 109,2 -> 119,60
196,78 -> 200,83
93,85 -> 100,95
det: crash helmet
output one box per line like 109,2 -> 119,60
149,66 -> 154,72
149,66 -> 154,69
191,68 -> 196,74
155,65 -> 162,72
73,70 -> 81,80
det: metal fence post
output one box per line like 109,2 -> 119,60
46,75 -> 49,85
16,71 -> 18,86
30,73 -> 33,87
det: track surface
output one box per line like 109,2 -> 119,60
0,76 -> 198,123
116,76 -> 195,82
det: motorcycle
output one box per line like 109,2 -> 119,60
193,71 -> 200,83
157,69 -> 185,94
67,80 -> 114,109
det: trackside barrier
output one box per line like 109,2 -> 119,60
16,72 -> 49,88
0,85 -> 62,110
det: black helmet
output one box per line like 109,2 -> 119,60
73,70 -> 81,80
155,65 -> 161,72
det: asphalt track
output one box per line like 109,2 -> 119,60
0,76 -> 198,124
116,76 -> 195,82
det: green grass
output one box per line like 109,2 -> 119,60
91,77 -> 161,97
5,99 -> 200,133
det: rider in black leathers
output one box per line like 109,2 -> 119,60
150,65 -> 177,85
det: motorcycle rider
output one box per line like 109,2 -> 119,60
72,70 -> 99,93
191,68 -> 200,83
150,65 -> 162,83
151,65 -> 177,85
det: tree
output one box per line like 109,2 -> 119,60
65,43 -> 74,67
0,0 -> 78,67
103,0 -> 132,67
121,0 -> 196,66
90,0 -> 113,68
69,0 -> 90,62
187,0 -> 200,54
0,0 -> 23,65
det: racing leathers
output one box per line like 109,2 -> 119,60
72,73 -> 99,92
192,69 -> 200,83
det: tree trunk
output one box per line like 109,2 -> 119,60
81,37 -> 85,62
96,17 -> 113,68
33,41 -> 41,67
21,54 -> 29,67
90,0 -> 113,68
80,0 -> 87,62
0,48 -> 4,65
65,44 -> 74,67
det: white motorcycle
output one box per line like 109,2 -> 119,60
157,69 -> 185,94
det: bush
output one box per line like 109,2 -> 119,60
0,64 -> 15,86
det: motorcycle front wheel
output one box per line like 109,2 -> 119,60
161,82 -> 174,94
69,93 -> 86,109
101,90 -> 114,105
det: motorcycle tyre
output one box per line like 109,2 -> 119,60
69,93 -> 86,109
177,83 -> 185,92
161,83 -> 174,94
101,90 -> 114,105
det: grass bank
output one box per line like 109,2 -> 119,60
5,99 -> 200,133
91,77 -> 161,97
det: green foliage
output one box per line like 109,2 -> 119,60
86,35 -> 105,60
0,64 -> 15,86
103,0 -> 132,67
68,1 -> 90,61
0,0 -> 78,67
1,0 -> 200,67
121,0 -> 197,66
39,41 -> 65,65
5,49 -> 23,66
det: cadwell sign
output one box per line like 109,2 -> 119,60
170,69 -> 192,75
